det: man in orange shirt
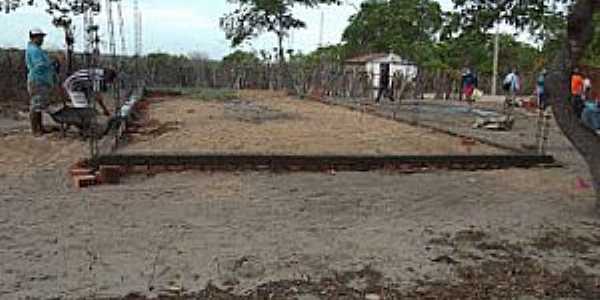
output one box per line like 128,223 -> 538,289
571,68 -> 585,117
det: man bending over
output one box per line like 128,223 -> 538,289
62,68 -> 117,116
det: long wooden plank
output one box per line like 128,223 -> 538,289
88,154 -> 556,173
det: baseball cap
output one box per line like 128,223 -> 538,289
29,28 -> 47,37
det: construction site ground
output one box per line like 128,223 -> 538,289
120,90 -> 502,156
1,90 -> 599,299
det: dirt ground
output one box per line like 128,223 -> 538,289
121,90 -> 503,155
1,91 -> 599,300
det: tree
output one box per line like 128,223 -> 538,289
223,50 -> 260,65
581,12 -> 600,66
450,0 -> 571,41
342,0 -> 443,98
4,0 -> 102,74
3,0 -> 100,15
188,51 -> 210,61
453,0 -> 600,213
545,0 -> 600,214
220,0 -> 340,77
342,0 -> 443,65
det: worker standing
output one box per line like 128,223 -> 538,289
583,76 -> 592,100
375,64 -> 395,103
536,69 -> 547,110
571,68 -> 585,117
503,68 -> 520,105
25,28 -> 57,136
461,68 -> 478,103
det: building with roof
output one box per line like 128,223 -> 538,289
344,53 -> 418,98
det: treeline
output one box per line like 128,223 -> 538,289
0,46 -> 542,106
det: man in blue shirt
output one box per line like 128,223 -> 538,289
536,69 -> 547,110
25,28 -> 58,136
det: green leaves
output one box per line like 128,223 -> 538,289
221,0 -> 341,48
451,0 -> 572,40
582,12 -> 600,66
340,0 -> 547,76
3,0 -> 100,15
223,50 -> 261,66
341,0 -> 443,64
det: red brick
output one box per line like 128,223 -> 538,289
148,165 -> 169,174
73,175 -> 97,188
70,160 -> 87,169
461,137 -> 477,146
166,165 -> 187,172
98,166 -> 122,184
70,168 -> 93,177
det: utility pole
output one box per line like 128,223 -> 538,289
133,0 -> 142,86
318,10 -> 324,48
105,0 -> 116,62
492,25 -> 499,96
117,0 -> 127,57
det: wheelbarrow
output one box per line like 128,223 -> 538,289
49,106 -> 100,138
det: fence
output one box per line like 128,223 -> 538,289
1,48 -> 542,107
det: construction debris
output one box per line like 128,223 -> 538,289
473,115 -> 515,131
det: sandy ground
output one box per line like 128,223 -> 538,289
0,91 -> 599,299
0,134 -> 86,177
1,167 -> 598,299
121,91 -> 503,155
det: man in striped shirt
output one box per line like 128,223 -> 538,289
62,68 -> 117,116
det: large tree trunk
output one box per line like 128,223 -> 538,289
546,0 -> 600,213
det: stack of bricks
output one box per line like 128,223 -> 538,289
69,163 -> 123,188
70,166 -> 97,188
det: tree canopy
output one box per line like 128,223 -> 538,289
223,50 -> 261,66
3,0 -> 100,15
338,0 -> 544,76
582,12 -> 600,65
220,0 -> 340,64
342,0 -> 443,65
220,0 -> 340,46
449,0 -> 571,40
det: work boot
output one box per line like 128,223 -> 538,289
38,112 -> 51,134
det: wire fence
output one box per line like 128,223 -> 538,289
1,48 -> 543,110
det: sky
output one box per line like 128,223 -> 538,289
0,0 -> 457,59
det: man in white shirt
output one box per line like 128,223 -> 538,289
584,77 -> 592,100
502,68 -> 520,114
62,68 -> 117,116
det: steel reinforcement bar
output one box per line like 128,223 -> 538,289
88,154 -> 556,173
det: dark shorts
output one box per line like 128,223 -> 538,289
572,95 -> 584,118
538,93 -> 547,110
27,82 -> 51,113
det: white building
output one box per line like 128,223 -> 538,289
345,53 -> 418,98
